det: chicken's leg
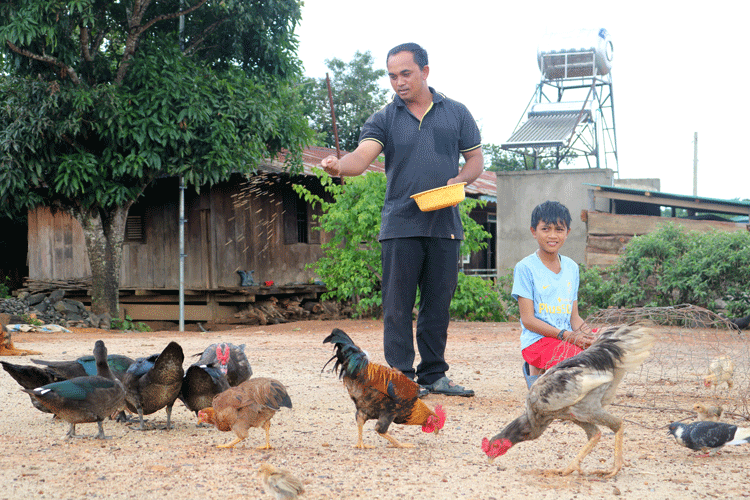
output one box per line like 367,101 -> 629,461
378,431 -> 414,449
218,436 -> 245,448
556,431 -> 601,476
591,425 -> 625,478
256,420 -> 274,450
354,417 -> 374,449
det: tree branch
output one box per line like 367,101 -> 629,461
115,0 -> 209,84
79,23 -> 93,62
183,18 -> 227,56
137,0 -> 209,36
5,41 -> 81,85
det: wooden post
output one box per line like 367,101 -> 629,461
325,73 -> 342,159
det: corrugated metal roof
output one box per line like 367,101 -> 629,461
501,111 -> 583,149
584,183 -> 750,216
265,146 -> 497,199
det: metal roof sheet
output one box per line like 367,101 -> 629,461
584,183 -> 750,216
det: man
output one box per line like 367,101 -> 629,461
320,43 -> 483,396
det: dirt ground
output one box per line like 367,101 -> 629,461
1,319 -> 748,500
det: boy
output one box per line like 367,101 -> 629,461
511,201 -> 596,388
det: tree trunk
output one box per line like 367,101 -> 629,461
71,203 -> 132,316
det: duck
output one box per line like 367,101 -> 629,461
22,340 -> 126,439
180,362 -> 230,416
122,341 -> 184,430
1,350 -> 133,415
32,352 -> 134,380
193,342 -> 252,387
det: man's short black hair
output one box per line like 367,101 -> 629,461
387,43 -> 428,70
530,200 -> 572,230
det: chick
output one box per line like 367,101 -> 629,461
694,402 -> 723,422
704,356 -> 735,391
258,463 -> 305,499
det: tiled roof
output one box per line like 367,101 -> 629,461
266,146 -> 496,198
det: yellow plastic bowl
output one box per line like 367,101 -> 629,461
410,182 -> 467,212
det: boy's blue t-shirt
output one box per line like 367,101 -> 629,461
511,251 -> 580,350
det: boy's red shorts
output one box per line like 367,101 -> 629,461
522,337 -> 583,370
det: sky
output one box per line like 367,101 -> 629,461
295,0 -> 749,202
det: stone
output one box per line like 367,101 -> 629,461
48,289 -> 66,304
26,293 -> 46,306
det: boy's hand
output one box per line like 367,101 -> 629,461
573,326 -> 598,349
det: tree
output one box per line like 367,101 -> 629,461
0,0 -> 311,316
482,143 -> 568,171
301,51 -> 389,152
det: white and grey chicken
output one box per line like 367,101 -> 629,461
482,324 -> 655,478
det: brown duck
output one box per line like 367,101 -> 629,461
22,340 -> 126,439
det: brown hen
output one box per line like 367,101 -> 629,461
197,377 -> 291,449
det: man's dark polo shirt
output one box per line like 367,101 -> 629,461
359,87 -> 481,242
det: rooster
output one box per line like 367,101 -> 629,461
703,356 -> 735,391
322,328 -> 446,449
482,324 -> 655,477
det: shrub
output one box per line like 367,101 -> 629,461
450,273 -> 508,322
111,315 -> 151,332
0,277 -> 11,299
580,223 -> 750,318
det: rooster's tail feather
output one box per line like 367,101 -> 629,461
322,328 -> 369,379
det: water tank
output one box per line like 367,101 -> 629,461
537,28 -> 613,79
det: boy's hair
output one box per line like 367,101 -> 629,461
387,43 -> 428,70
530,201 -> 572,229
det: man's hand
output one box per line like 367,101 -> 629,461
320,155 -> 341,176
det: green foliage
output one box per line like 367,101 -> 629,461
294,170 -> 492,319
482,143 -> 569,171
0,0 -> 311,315
609,223 -> 690,307
20,314 -> 43,327
576,265 -> 616,319
295,171 -> 384,317
301,51 -> 389,151
496,270 -> 519,319
111,315 -> 151,332
0,277 -> 11,299
450,273 -> 508,322
576,224 -> 750,318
